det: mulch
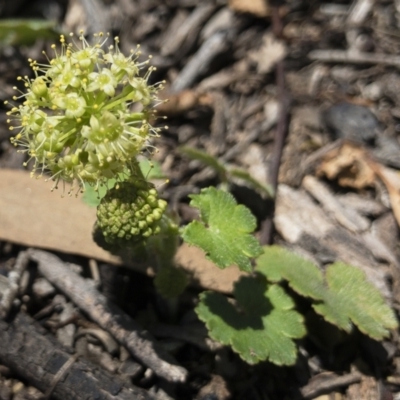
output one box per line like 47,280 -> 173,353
1,0 -> 400,399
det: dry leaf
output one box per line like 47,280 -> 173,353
317,142 -> 375,189
316,141 -> 400,228
0,169 -> 241,292
0,169 -> 118,264
249,33 -> 287,74
228,0 -> 270,18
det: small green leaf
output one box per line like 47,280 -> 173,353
179,146 -> 273,198
0,19 -> 58,46
196,276 -> 306,365
256,246 -> 398,340
316,263 -> 398,340
181,187 -> 262,272
82,178 -> 119,207
179,146 -> 227,180
82,162 -> 161,208
256,245 -> 325,300
138,158 -> 166,180
229,168 -> 274,198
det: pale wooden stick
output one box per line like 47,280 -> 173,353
348,0 -> 374,25
309,49 -> 400,68
301,372 -> 362,399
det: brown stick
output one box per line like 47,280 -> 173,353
259,1 -> 290,245
308,49 -> 400,67
29,249 -> 188,383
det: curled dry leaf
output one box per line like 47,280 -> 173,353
316,142 -> 375,190
316,141 -> 400,228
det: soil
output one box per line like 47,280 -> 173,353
1,0 -> 400,399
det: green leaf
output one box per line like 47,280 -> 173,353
196,276 -> 306,365
179,146 -> 273,198
82,182 -> 112,207
256,245 -> 326,299
256,246 -> 398,340
82,178 -> 119,207
138,158 -> 166,180
82,160 -> 163,208
229,168 -> 274,198
178,146 -> 227,180
315,263 -> 398,340
0,19 -> 58,46
181,187 -> 263,272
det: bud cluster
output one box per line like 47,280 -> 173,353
6,32 -> 165,193
97,178 -> 167,247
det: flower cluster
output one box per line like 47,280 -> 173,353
96,178 -> 167,248
6,32 -> 164,193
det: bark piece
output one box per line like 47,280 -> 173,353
171,29 -> 233,93
303,175 -> 370,233
337,193 -> 386,217
0,312 -> 151,400
161,4 -> 216,57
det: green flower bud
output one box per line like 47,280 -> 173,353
96,178 -> 167,248
31,77 -> 48,98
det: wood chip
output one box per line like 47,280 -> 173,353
228,0 -> 270,17
302,175 -> 370,232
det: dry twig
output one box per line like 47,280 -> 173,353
259,0 -> 290,245
301,372 -> 362,399
29,249 -> 188,383
347,0 -> 374,26
309,50 -> 400,67
161,3 -> 216,57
